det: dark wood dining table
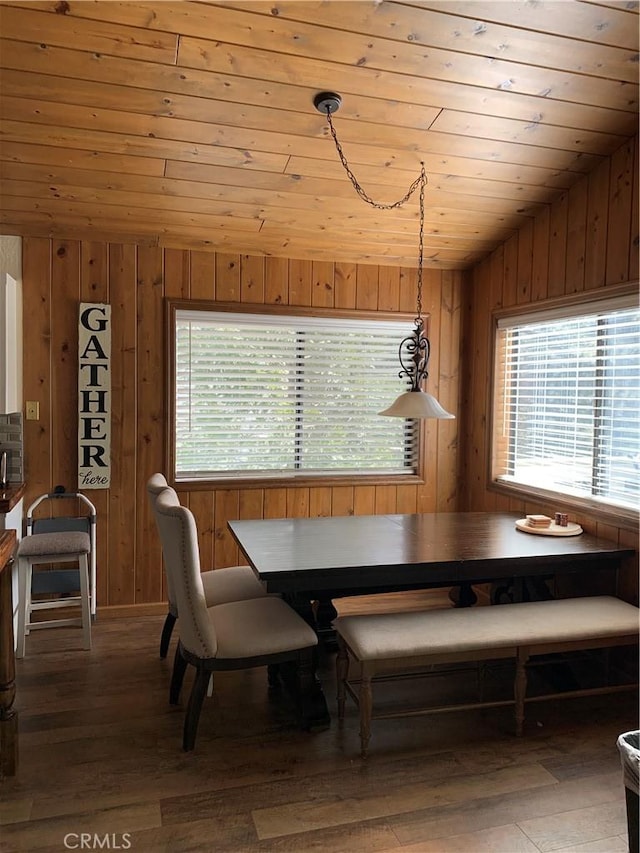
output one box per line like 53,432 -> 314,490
228,511 -> 634,729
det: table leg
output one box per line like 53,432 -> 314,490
283,593 -> 331,731
449,583 -> 477,608
490,576 -> 554,605
314,596 -> 338,648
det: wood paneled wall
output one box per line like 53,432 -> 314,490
460,135 -> 639,604
21,247 -> 462,610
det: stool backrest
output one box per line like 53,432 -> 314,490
25,490 -> 97,552
32,517 -> 91,535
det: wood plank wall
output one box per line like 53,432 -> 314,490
460,135 -> 639,605
21,248 -> 462,611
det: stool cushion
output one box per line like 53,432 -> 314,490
18,531 -> 91,558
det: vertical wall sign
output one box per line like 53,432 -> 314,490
78,303 -> 111,489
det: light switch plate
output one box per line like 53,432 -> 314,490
26,401 -> 39,420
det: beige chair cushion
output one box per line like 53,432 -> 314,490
207,597 -> 317,659
333,596 -> 640,662
18,531 -> 91,558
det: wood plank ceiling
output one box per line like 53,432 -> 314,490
0,0 -> 638,269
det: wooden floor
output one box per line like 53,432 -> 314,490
2,591 -> 636,853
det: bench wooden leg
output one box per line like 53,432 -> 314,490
515,647 -> 529,736
477,661 -> 487,703
359,673 -> 373,759
336,637 -> 349,722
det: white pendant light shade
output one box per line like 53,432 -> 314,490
379,390 -> 455,419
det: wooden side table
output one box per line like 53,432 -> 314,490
0,529 -> 17,776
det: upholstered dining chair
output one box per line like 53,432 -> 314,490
146,473 -> 266,658
152,487 -> 318,751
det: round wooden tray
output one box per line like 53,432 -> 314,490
515,518 -> 583,536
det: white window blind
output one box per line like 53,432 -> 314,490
174,309 -> 419,481
494,297 -> 639,511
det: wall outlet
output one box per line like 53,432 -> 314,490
25,401 -> 39,420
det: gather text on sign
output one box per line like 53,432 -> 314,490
78,303 -> 111,489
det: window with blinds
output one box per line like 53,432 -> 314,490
173,307 -> 420,482
492,293 -> 639,512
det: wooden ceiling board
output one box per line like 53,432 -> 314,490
177,33 -> 639,115
0,142 -> 168,177
0,4 -> 179,62
210,1 -> 638,81
0,0 -> 637,269
2,35 -> 635,123
397,0 -> 639,48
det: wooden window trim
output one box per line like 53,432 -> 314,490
487,281 -> 639,530
165,299 -> 428,490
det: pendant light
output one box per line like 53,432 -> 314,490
314,92 -> 454,420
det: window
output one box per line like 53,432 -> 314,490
170,303 -> 420,484
492,292 -> 639,513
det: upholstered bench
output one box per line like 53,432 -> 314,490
333,596 -> 639,757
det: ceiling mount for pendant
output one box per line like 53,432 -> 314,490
313,91 -> 342,115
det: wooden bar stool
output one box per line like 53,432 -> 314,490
16,490 -> 96,658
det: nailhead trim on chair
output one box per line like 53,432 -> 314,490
178,509 -> 210,659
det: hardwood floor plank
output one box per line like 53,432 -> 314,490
380,822 -> 541,852
250,763 -> 558,840
551,837 -> 628,853
0,798 -> 32,825
134,814 -> 400,853
160,750 -> 465,825
1,802 -> 162,852
389,770 -> 622,845
540,749 -> 623,782
518,800 -> 628,852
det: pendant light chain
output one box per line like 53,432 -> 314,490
324,108 -> 427,324
326,110 -> 425,211
316,92 -> 454,420
416,162 -> 425,325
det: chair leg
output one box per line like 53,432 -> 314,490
89,542 -> 97,619
336,637 -> 349,722
183,666 -> 210,752
159,611 -> 177,659
169,643 -> 188,705
79,554 -> 92,651
16,558 -> 31,659
359,672 -> 373,759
